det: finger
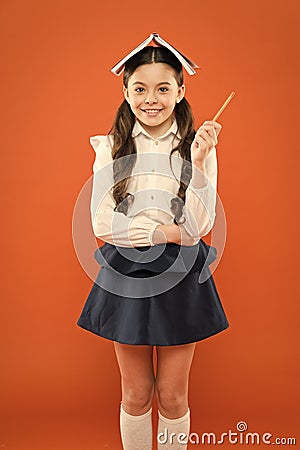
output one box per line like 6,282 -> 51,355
193,133 -> 214,149
193,130 -> 207,142
203,120 -> 222,129
192,136 -> 205,148
196,124 -> 217,138
195,128 -> 217,146
198,125 -> 218,141
203,120 -> 222,136
199,133 -> 215,148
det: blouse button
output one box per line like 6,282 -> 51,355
151,168 -> 155,172
155,141 -> 159,146
151,195 -> 154,200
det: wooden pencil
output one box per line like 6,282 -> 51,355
212,91 -> 235,121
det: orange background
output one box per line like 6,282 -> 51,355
1,0 -> 299,448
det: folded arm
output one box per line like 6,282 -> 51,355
90,135 -> 163,247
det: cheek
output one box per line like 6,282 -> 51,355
130,97 -> 142,109
167,99 -> 176,108
161,95 -> 177,108
162,98 -> 176,110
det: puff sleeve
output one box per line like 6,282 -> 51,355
90,135 -> 160,247
182,147 -> 218,238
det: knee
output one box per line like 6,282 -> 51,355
122,381 -> 154,415
155,384 -> 188,417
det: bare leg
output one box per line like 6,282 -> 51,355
113,342 -> 155,415
114,342 -> 155,450
155,343 -> 196,449
155,343 -> 196,418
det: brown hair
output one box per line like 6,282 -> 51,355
108,46 -> 196,225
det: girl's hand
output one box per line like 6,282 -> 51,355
176,224 -> 200,246
152,224 -> 199,246
190,120 -> 222,166
161,223 -> 200,246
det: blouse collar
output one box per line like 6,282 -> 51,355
132,118 -> 182,141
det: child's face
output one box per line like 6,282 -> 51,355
123,63 -> 185,138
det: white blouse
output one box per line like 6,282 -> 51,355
90,119 -> 218,248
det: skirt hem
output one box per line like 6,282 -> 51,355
76,319 -> 229,347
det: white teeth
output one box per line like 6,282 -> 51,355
143,109 -> 161,114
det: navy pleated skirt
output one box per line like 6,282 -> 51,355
76,239 -> 229,346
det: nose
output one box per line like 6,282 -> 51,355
144,92 -> 158,104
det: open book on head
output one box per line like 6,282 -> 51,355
110,32 -> 200,76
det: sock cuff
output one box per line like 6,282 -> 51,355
158,407 -> 190,424
120,403 -> 152,421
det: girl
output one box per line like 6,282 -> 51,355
77,39 -> 229,449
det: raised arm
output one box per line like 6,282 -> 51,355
179,120 -> 221,239
181,147 -> 218,238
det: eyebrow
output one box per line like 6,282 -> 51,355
132,81 -> 172,86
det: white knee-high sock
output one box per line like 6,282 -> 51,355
157,407 -> 190,449
120,402 -> 153,450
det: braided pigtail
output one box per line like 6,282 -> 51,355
169,98 -> 196,224
109,100 -> 136,215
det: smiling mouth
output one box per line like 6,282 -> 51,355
141,109 -> 163,116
